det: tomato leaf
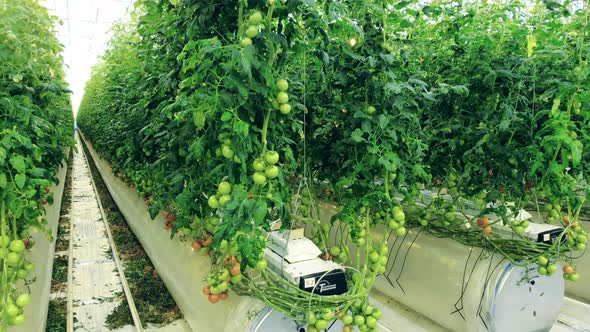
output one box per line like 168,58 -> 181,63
14,174 -> 26,189
10,155 -> 26,173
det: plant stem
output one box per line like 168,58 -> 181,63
384,170 -> 391,201
261,108 -> 272,152
1,199 -> 7,332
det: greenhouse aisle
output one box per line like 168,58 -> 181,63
65,137 -> 190,332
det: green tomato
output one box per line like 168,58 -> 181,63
307,327 -> 319,332
379,255 -> 388,266
279,103 -> 291,114
419,219 -> 429,226
248,11 -> 263,25
354,315 -> 365,326
16,294 -> 31,308
218,281 -> 229,292
246,25 -> 259,38
256,259 -> 268,271
369,252 -> 380,264
366,316 -> 377,328
208,195 -> 219,209
5,303 -> 19,317
253,158 -> 266,172
218,181 -> 232,195
577,235 -> 588,244
253,172 -> 267,186
547,264 -> 558,275
342,314 -> 354,325
24,263 -> 35,272
396,227 -> 407,237
329,246 -> 341,256
514,226 -> 525,236
264,151 -> 279,165
538,266 -> 548,276
371,308 -> 383,319
388,219 -> 400,230
218,194 -> 232,207
240,37 -> 252,47
276,92 -> 289,104
379,244 -> 388,256
537,256 -> 549,266
321,310 -> 334,321
265,165 -> 280,179
392,206 -> 405,222
366,106 -> 376,114
277,79 -> 289,92
10,314 -> 25,326
6,252 -> 20,266
337,252 -> 348,262
363,305 -> 374,315
315,319 -> 328,330
0,235 -> 10,247
218,270 -> 230,281
222,145 -> 234,159
575,243 -> 586,251
570,273 -> 580,281
444,212 -> 455,222
209,216 -> 221,225
9,240 -> 25,253
231,274 -> 243,283
16,269 -> 28,279
307,312 -> 317,325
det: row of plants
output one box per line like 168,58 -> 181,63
77,0 -> 588,330
0,0 -> 74,329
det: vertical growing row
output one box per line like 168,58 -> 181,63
0,0 -> 74,328
78,0 -> 588,331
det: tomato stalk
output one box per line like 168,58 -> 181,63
1,198 -> 7,331
265,3 -> 276,66
384,170 -> 391,202
261,108 -> 272,152
364,210 -> 372,288
238,0 -> 244,37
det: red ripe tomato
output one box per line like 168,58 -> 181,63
202,236 -> 213,247
230,263 -> 241,276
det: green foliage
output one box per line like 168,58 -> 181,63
78,0 -> 589,325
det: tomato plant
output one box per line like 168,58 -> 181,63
0,0 -> 74,329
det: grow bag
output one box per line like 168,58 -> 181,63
12,150 -> 69,332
